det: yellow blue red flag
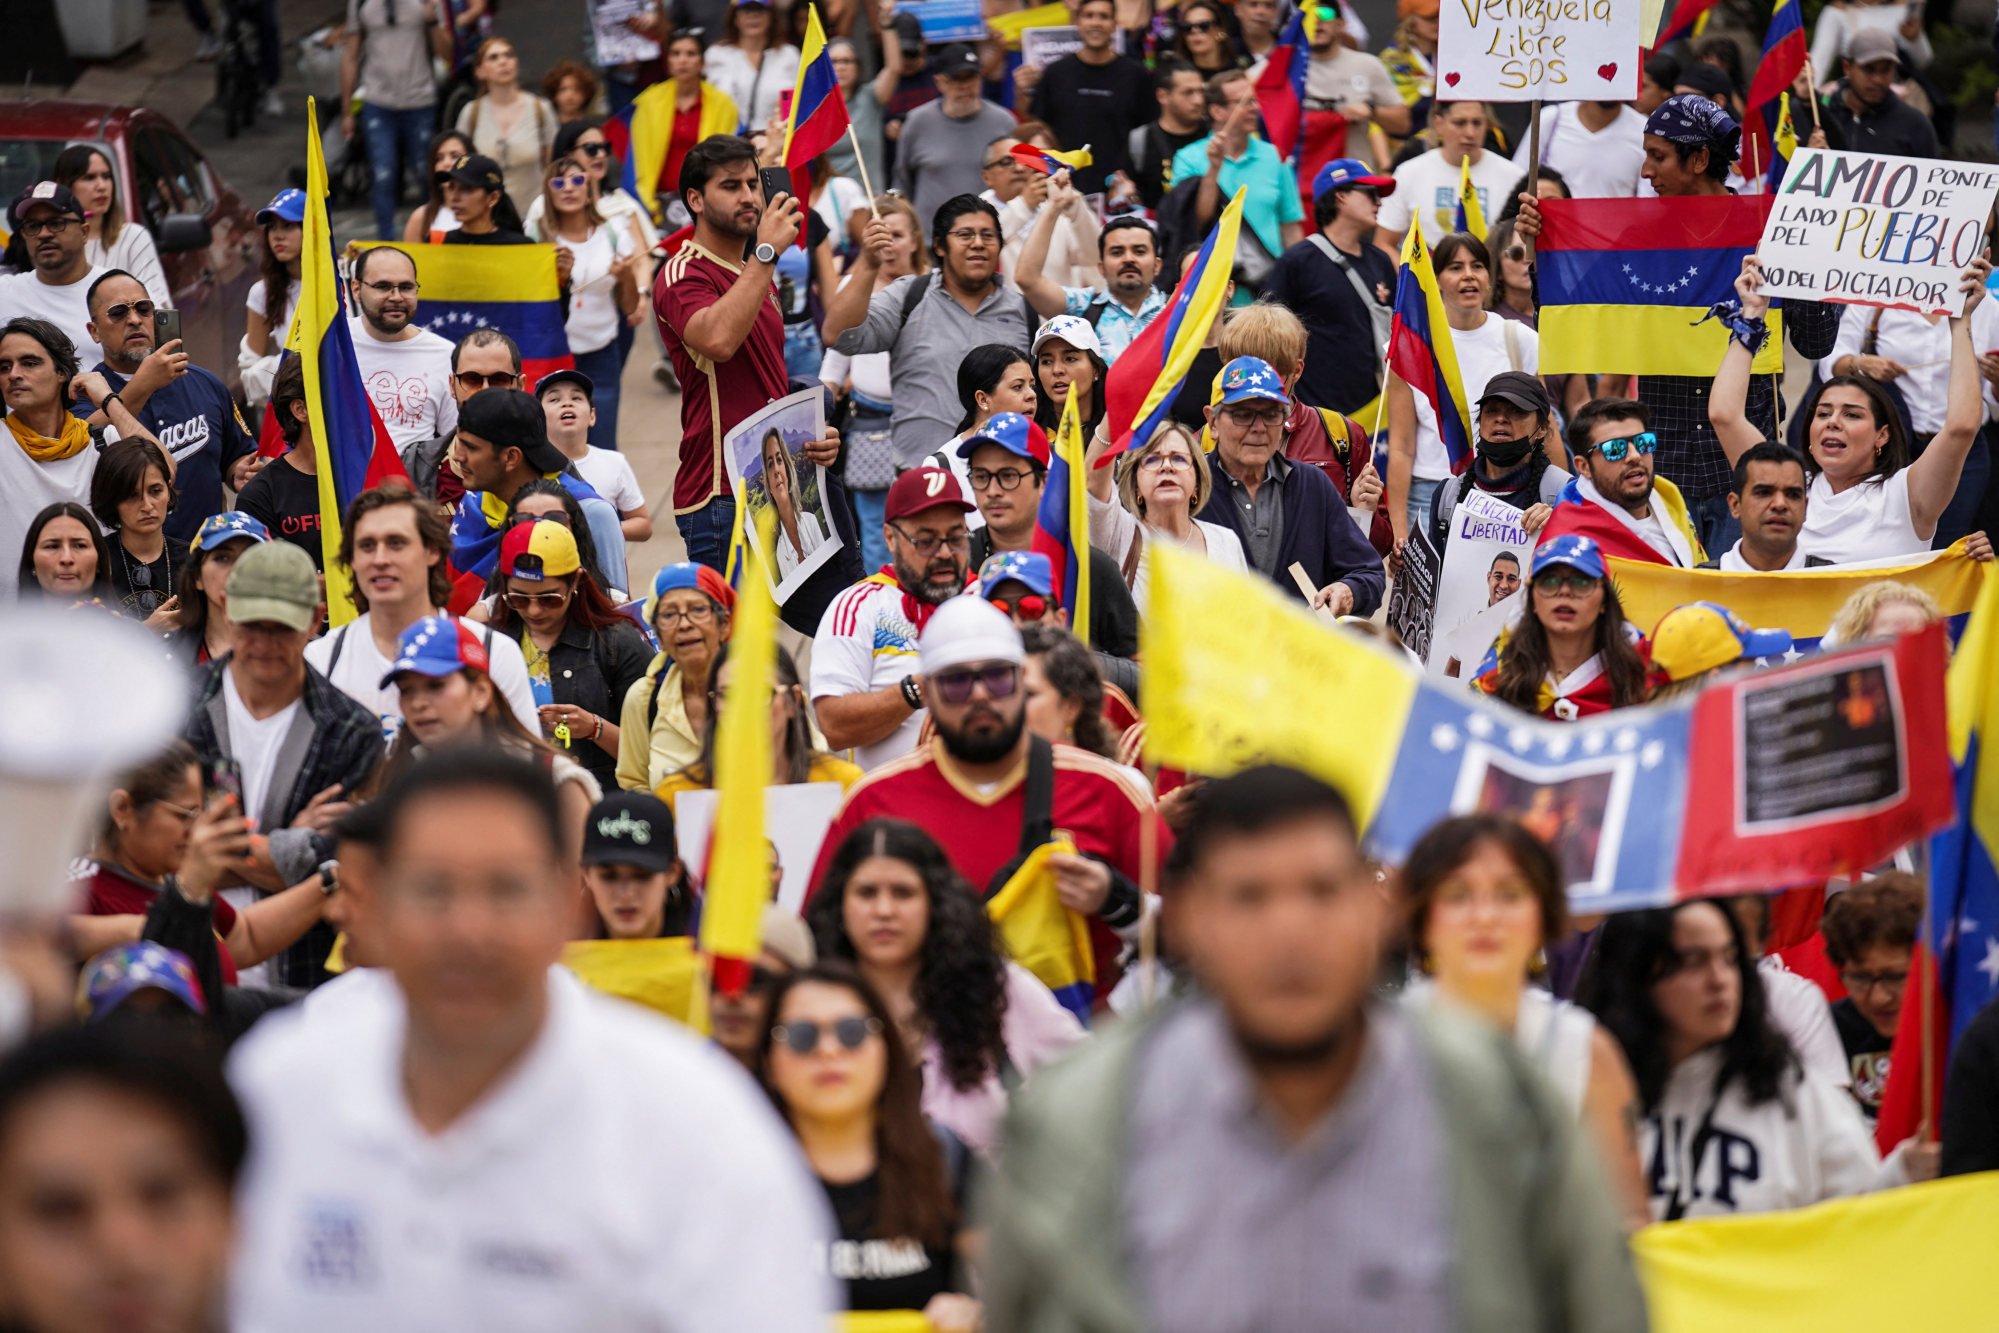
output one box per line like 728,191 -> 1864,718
1387,223 -> 1475,475
784,6 -> 851,173
1452,155 -> 1487,241
1031,390 -> 1092,639
986,836 -> 1095,1021
1010,142 -> 1094,177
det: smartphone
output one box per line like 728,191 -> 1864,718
759,165 -> 795,208
205,755 -> 243,807
153,307 -> 181,348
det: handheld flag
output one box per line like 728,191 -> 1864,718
986,836 -> 1096,1021
1453,155 -> 1488,240
1253,7 -> 1313,159
1010,142 -> 1094,177
1768,91 -> 1800,192
783,6 -> 850,172
1033,390 -> 1092,638
699,508 -> 779,996
385,241 -> 575,388
1650,0 -> 1719,50
1741,0 -> 1807,189
1101,187 -> 1245,462
1386,224 -> 1475,476
292,101 -> 409,624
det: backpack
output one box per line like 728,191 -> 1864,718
897,271 -> 1038,342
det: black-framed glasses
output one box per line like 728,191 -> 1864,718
1220,403 -> 1284,428
18,217 -> 77,238
982,156 -> 1015,171
1589,431 -> 1657,462
454,370 -> 519,390
504,588 -> 571,609
888,523 -> 970,558
987,593 -> 1052,620
1533,568 -> 1598,595
968,465 -> 1034,491
771,1015 -> 883,1054
930,663 -> 1020,704
361,280 -> 418,295
102,300 -> 157,322
1840,968 -> 1909,995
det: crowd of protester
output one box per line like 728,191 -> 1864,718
5,0 -> 1999,1325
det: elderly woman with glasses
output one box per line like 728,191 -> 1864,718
617,562 -> 736,792
1084,420 -> 1246,608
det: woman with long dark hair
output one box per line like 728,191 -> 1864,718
1580,899 -> 1926,1219
654,640 -> 861,806
158,512 -> 270,665
1171,1 -> 1242,75
52,144 -> 167,306
1030,316 -> 1109,443
619,29 -> 743,231
403,129 -> 476,244
17,500 -> 112,605
755,963 -> 981,1328
1019,623 -> 1116,758
504,478 -> 620,596
535,154 -> 639,448
919,343 -> 1037,523
89,437 -> 184,624
439,153 -> 529,243
1472,535 -> 1653,720
239,190 -> 303,411
806,819 -> 1084,1158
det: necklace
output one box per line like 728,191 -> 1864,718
119,541 -> 172,615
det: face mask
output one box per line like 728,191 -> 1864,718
1478,433 -> 1533,468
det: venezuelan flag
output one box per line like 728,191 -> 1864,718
1387,223 -> 1474,475
1742,0 -> 1807,189
784,6 -> 850,174
384,241 -> 574,389
1101,187 -> 1245,460
1650,0 -> 1719,50
1537,195 -> 1785,376
986,837 -> 1096,1021
1252,7 -> 1312,160
1032,390 -> 1092,635
292,102 -> 408,624
1452,155 -> 1487,241
1767,92 -> 1800,192
1010,142 -> 1093,177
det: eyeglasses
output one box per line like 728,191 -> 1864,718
1532,568 -> 1598,595
771,1015 -> 883,1054
929,663 -> 1020,703
888,523 -> 970,558
982,156 -> 1016,170
1182,19 -> 1217,32
1138,451 -> 1194,472
577,142 -> 612,157
1840,968 -> 1909,995
655,602 -> 718,626
944,228 -> 1001,246
454,370 -> 519,390
1504,245 -> 1527,261
1589,431 -> 1657,462
17,217 -> 77,238
150,798 -> 201,824
987,593 -> 1052,620
1220,404 -> 1284,428
550,174 -> 589,190
968,465 -> 1034,491
361,280 -> 419,295
101,300 -> 157,322
505,588 -> 572,609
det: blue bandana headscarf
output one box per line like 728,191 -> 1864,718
1645,93 -> 1741,165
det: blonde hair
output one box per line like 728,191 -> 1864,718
873,194 -> 931,274
1824,580 -> 1944,648
1219,302 -> 1307,383
1115,421 -> 1213,519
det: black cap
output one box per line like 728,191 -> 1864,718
892,11 -> 924,52
581,792 -> 679,871
535,368 -> 595,402
458,388 -> 568,471
1674,62 -> 1735,101
9,181 -> 85,228
438,153 -> 507,193
1476,370 -> 1552,414
932,42 -> 981,76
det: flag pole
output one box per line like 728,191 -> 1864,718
1525,99 -> 1543,197
845,121 -> 882,221
1138,760 -> 1160,1010
1916,836 -> 1937,1141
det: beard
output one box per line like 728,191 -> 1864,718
1232,1012 -> 1361,1068
935,703 -> 1024,764
893,550 -> 966,605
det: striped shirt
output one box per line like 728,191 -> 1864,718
809,575 -> 925,772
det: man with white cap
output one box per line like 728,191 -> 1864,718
809,595 -> 1166,994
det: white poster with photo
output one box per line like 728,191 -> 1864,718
1431,588 -> 1522,680
589,0 -> 661,66
725,388 -> 843,605
1436,0 -> 1639,103
1427,488 -> 1537,676
674,783 -> 848,914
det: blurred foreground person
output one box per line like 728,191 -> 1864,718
981,766 -> 1648,1333
227,747 -> 834,1329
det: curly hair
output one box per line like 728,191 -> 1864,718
1821,873 -> 1923,968
1021,624 -> 1113,757
806,819 -> 1009,1093
1824,579 -> 1942,649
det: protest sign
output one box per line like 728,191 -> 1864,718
1436,0 -> 1639,102
1755,147 -> 1999,315
1432,587 -> 1520,680
674,783 -> 847,912
588,0 -> 661,65
898,0 -> 987,43
1428,489 -> 1536,676
1021,25 -> 1125,64
1386,527 -> 1441,663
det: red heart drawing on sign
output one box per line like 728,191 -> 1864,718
1597,61 -> 1618,82
1444,71 -> 1461,87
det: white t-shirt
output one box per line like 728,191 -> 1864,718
1304,48 -> 1402,165
246,278 -> 299,347
1510,104 -> 1645,199
0,266 -> 109,366
557,224 -> 634,356
810,577 -> 925,771
221,668 -> 302,827
1718,540 -> 1811,572
1797,468 -> 1925,565
347,321 -> 457,451
304,611 -> 539,743
88,226 -> 170,309
0,438 -> 98,600
1410,315 -> 1538,479
1379,149 -> 1523,247
568,447 -> 645,514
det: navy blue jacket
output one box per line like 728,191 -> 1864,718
1198,453 -> 1386,615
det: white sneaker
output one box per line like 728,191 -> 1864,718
195,32 -> 224,59
261,89 -> 284,117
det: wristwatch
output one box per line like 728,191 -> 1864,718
316,859 -> 340,897
900,674 -> 924,710
753,241 -> 778,265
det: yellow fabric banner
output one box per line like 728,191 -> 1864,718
836,1313 -> 934,1333
700,512 -> 778,965
985,836 -> 1093,1006
561,937 -> 710,1033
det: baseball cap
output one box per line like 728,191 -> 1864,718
226,541 -> 318,632
256,188 -> 307,226
761,904 -> 817,969
535,368 -> 595,401
1312,158 -> 1396,202
1216,356 -> 1289,407
645,561 -> 736,626
1530,534 -> 1606,582
191,511 -> 270,553
581,791 -> 679,872
932,42 -> 981,76
1844,27 -> 1899,67
77,943 -> 206,1022
1651,601 -> 1793,683
918,594 -> 1024,674
380,614 -> 492,688
1031,314 -> 1105,362
500,518 -> 582,582
978,550 -> 1055,599
892,11 -> 925,53
956,412 -> 1050,465
9,181 -> 85,228
1477,370 -> 1552,414
459,388 -> 570,473
439,153 -> 507,192
885,466 -> 975,523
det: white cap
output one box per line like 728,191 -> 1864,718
918,594 -> 1024,675
1031,313 -> 1105,362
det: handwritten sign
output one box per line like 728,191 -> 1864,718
1437,0 -> 1638,102
1754,148 -> 1999,316
1429,488 -> 1537,676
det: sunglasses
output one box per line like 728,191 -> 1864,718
1590,431 -> 1657,462
1182,19 -> 1217,31
101,300 -> 157,322
577,142 -> 612,156
929,663 -> 1020,704
455,370 -> 520,390
504,588 -> 571,609
987,593 -> 1053,620
1533,568 -> 1598,595
550,174 -> 589,190
771,1015 -> 883,1054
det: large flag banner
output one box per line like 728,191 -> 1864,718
562,937 -> 709,1031
293,102 -> 410,624
1537,195 -> 1785,375
1252,7 -> 1312,159
1388,223 -> 1475,475
382,241 -> 575,388
1740,0 -> 1806,186
1032,390 -> 1092,637
1437,0 -> 1638,102
1754,148 -> 1999,315
1633,1172 -> 1999,1331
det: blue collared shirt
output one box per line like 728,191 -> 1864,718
1058,286 -> 1169,362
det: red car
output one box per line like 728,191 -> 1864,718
0,99 -> 260,394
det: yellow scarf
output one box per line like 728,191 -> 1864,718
6,410 -> 92,462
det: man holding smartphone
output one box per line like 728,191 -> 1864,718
78,269 -> 258,543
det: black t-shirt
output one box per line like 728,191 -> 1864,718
1131,122 -> 1207,210
1832,997 -> 1894,1122
236,455 -> 326,569
1263,232 -> 1397,416
108,535 -> 191,621
1031,53 -> 1155,194
817,1169 -> 960,1312
1166,343 -> 1225,430
444,228 -> 533,245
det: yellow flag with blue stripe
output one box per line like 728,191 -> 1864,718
1453,155 -> 1487,241
986,836 -> 1094,1022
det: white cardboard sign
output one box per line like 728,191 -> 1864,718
1436,0 -> 1638,103
1428,487 -> 1538,677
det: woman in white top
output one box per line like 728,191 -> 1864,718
538,156 -> 639,451
759,426 -> 828,583
1712,254 -> 1988,564
1400,814 -> 1650,1231
704,0 -> 800,133
1582,898 -> 1930,1221
1809,0 -> 1932,87
1386,231 -> 1540,549
238,190 -> 303,410
456,37 -> 558,218
524,120 -> 656,254
54,145 -> 168,308
1083,420 -> 1247,610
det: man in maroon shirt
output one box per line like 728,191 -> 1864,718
654,134 -> 803,572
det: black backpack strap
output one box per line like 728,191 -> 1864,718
898,272 -> 933,325
982,734 -> 1058,898
325,624 -> 350,673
